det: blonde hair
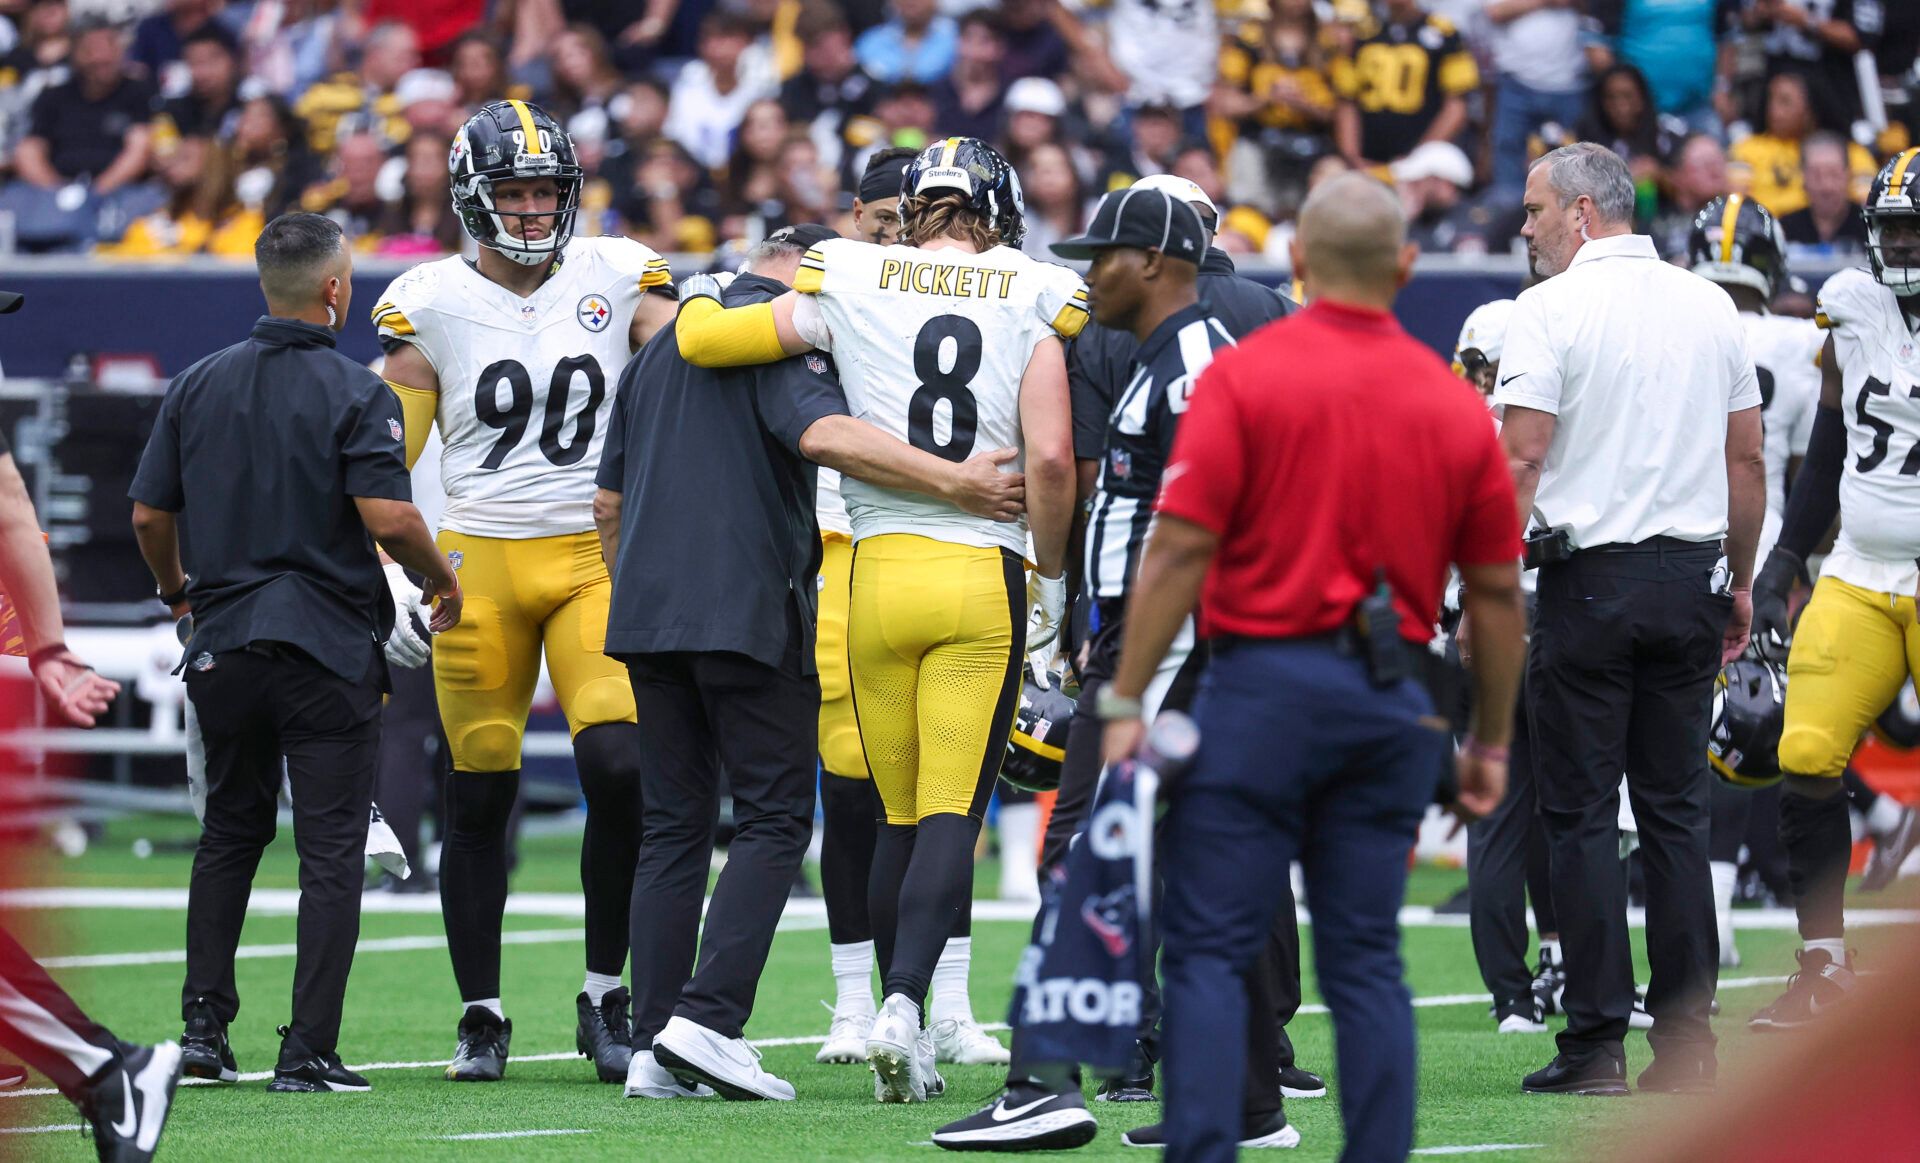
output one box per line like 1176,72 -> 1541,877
900,191 -> 1000,250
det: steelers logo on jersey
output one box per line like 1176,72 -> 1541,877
577,295 -> 613,333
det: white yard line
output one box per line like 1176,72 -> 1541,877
1412,1145 -> 1546,1156
41,928 -> 586,970
0,1123 -> 82,1134
435,1129 -> 594,1141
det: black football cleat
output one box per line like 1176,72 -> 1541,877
576,988 -> 635,1083
1279,1063 -> 1327,1097
1121,1109 -> 1301,1149
1749,947 -> 1856,1031
932,1083 -> 1098,1152
267,1026 -> 370,1093
1635,1052 -> 1715,1095
179,996 -> 237,1083
80,1041 -> 183,1162
446,1006 -> 512,1081
1521,1052 -> 1627,1096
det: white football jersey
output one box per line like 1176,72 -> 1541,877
791,238 -> 1089,554
1742,311 -> 1821,559
816,467 -> 852,538
1815,268 -> 1920,594
373,236 -> 670,538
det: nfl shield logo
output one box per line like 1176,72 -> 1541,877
806,354 -> 828,375
1109,448 -> 1131,479
448,551 -> 464,571
577,295 -> 612,332
388,418 -> 404,442
520,304 -> 538,324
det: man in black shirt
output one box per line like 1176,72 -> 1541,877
1779,132 -> 1870,252
130,213 -> 460,1096
594,225 -> 1022,1102
153,23 -> 242,142
778,6 -> 879,170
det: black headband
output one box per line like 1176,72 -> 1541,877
858,156 -> 912,204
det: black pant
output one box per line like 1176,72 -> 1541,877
0,926 -> 119,1101
182,646 -> 382,1056
624,624 -> 817,1044
1467,669 -> 1558,1004
1530,542 -> 1727,1060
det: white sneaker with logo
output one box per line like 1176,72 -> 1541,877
623,1049 -> 714,1099
651,1016 -> 794,1101
930,1017 -> 1011,1065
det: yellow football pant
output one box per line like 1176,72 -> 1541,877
433,529 -> 636,772
816,534 -> 869,778
849,534 -> 1025,824
1779,576 -> 1920,778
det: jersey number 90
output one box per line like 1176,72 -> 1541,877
475,355 -> 606,469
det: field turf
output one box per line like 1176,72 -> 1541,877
1,812 -> 1912,1160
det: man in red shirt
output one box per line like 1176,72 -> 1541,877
1098,172 -> 1527,1162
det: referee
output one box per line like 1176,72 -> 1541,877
1495,143 -> 1766,1096
131,213 -> 461,1093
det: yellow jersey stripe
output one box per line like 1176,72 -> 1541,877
507,99 -> 544,154
374,308 -> 415,336
1011,730 -> 1065,764
1050,301 -> 1089,339
1815,310 -> 1832,330
1718,193 -> 1743,265
638,267 -> 671,290
794,265 -> 825,294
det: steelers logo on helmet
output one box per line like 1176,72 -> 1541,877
1864,147 -> 1920,297
901,136 -> 1028,248
1001,672 -> 1075,793
1688,193 -> 1789,300
449,99 -> 584,267
1708,655 -> 1787,790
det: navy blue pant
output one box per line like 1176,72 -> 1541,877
1162,640 -> 1444,1163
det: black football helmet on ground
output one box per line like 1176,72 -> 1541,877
1865,146 -> 1920,297
1688,193 -> 1788,299
450,99 -> 582,267
902,136 -> 1027,248
1002,673 -> 1074,793
1709,656 -> 1787,790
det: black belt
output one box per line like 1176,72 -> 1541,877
1575,536 -> 1721,556
1215,626 -> 1365,657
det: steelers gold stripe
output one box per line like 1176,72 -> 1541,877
940,137 -> 959,168
1011,730 -> 1065,764
507,99 -> 544,155
1718,193 -> 1743,266
1890,148 -> 1920,198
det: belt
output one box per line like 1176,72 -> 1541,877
1575,535 -> 1722,556
1215,626 -> 1365,657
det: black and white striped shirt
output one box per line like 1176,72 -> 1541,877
1084,303 -> 1236,600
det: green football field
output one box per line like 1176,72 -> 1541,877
2,813 -> 1913,1161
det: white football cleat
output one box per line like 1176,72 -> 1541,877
816,1007 -> 870,1065
867,995 -> 931,1103
931,1017 -> 1011,1065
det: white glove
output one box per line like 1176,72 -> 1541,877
1027,571 -> 1067,654
383,562 -> 431,669
366,802 -> 411,879
1028,641 -> 1059,689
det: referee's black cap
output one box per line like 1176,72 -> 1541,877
1051,188 -> 1205,263
766,223 -> 839,250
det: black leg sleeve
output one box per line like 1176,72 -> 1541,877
820,772 -> 880,945
1709,775 -> 1754,864
1780,780 -> 1851,942
439,769 -> 521,1003
575,722 -> 644,979
880,813 -> 978,1009
869,822 -> 916,986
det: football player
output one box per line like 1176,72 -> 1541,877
1688,193 -> 1821,969
676,136 -> 1082,1101
1748,149 -> 1920,1030
373,100 -> 676,1082
814,146 -> 1010,1070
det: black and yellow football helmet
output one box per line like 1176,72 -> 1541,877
1709,656 -> 1787,790
449,99 -> 582,267
1001,673 -> 1075,793
1864,146 -> 1920,297
1688,193 -> 1789,300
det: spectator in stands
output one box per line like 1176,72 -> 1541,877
720,99 -> 796,229
548,24 -> 625,147
1588,0 -> 1737,130
1018,140 -> 1085,257
0,0 -> 74,156
1331,0 -> 1479,169
1171,138 -> 1272,252
359,0 -> 485,68
298,130 -> 388,248
617,138 -> 722,254
1649,131 -> 1730,258
779,132 -> 838,224
1213,0 -> 1337,217
932,11 -> 1008,144
1106,0 -> 1221,135
1001,76 -> 1070,170
392,67 -> 462,147
599,75 -> 671,205
1392,139 -> 1474,251
102,132 -> 260,258
293,19 -> 418,155
842,79 -> 937,185
666,11 -> 778,172
239,0 -> 340,98
376,131 -> 463,255
1779,130 -> 1870,253
1728,69 -> 1876,217
1576,63 -> 1678,184
779,4 -> 878,176
154,24 -> 242,146
2,17 -> 157,251
558,0 -> 685,75
227,93 -> 316,222
854,0 -> 958,85
448,31 -> 521,111
129,0 -> 235,82
1739,0 -> 1882,126
1099,100 -> 1181,188
1482,0 -> 1588,205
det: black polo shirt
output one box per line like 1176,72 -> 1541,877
597,273 -> 850,671
129,317 -> 411,685
29,74 -> 156,179
1781,203 -> 1869,252
1069,248 -> 1292,460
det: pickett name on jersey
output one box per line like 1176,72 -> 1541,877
877,259 -> 1018,299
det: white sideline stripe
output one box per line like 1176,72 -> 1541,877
40,928 -> 587,970
7,887 -> 1917,932
0,1123 -> 82,1135
1413,1145 -> 1545,1156
436,1129 -> 592,1142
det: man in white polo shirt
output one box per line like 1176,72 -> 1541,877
1495,142 -> 1767,1098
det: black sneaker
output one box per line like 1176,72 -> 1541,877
576,988 -> 634,1084
1279,1064 -> 1326,1098
179,996 -> 237,1083
1529,948 -> 1565,1017
1122,1109 -> 1301,1149
267,1027 -> 370,1093
1635,1052 -> 1715,1095
80,1041 -> 183,1163
1096,1071 -> 1157,1103
1749,948 -> 1856,1032
1521,1052 -> 1628,1096
447,1006 -> 512,1081
931,1083 -> 1098,1152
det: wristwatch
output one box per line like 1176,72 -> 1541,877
158,578 -> 190,607
1093,686 -> 1144,720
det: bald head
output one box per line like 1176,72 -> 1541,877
1293,172 -> 1413,307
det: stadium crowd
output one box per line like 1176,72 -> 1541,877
0,0 -> 1917,262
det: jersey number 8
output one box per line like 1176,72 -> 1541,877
908,315 -> 983,462
474,355 -> 606,470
